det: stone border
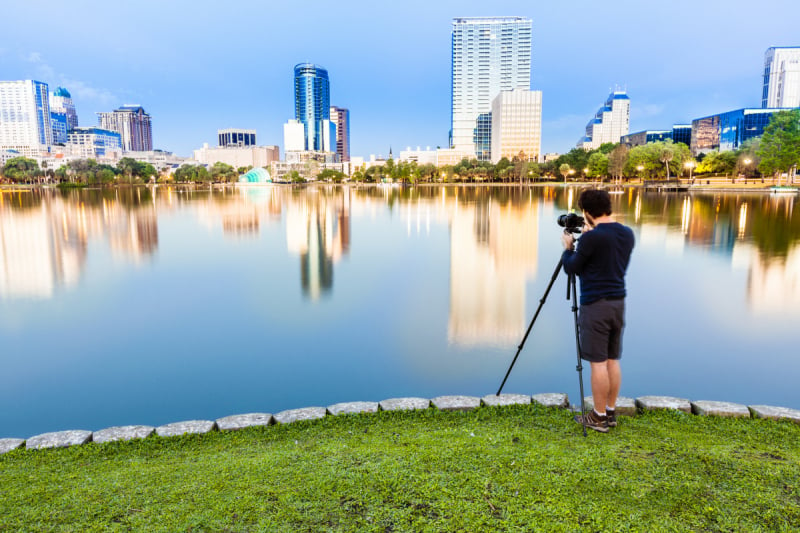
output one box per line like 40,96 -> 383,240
1,393 -> 798,454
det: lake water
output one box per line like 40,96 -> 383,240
1,184 -> 798,438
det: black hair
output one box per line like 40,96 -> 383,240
578,189 -> 612,218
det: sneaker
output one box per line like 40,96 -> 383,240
606,408 -> 617,427
573,410 -> 609,433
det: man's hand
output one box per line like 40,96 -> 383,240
561,231 -> 575,251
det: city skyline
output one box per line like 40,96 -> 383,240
1,0 -> 798,159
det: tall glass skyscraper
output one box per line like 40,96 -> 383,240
0,80 -> 53,155
451,17 -> 532,160
294,63 -> 335,152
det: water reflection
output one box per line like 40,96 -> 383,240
2,186 -> 799,316
2,185 -> 799,437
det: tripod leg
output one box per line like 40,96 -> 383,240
496,258 -> 564,396
571,274 -> 588,437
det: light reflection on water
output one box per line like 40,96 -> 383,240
0,185 -> 798,438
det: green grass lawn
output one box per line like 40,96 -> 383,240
1,405 -> 798,532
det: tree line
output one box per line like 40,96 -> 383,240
3,110 -> 799,186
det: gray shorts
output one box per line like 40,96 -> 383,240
579,298 -> 625,363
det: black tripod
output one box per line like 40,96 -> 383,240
496,256 -> 589,437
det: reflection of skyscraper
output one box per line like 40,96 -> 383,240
0,194 -> 86,299
285,188 -> 351,300
448,197 -> 539,345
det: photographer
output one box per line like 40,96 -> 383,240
561,189 -> 635,433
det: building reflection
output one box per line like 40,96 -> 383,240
0,189 -> 158,299
2,186 -> 799,318
447,193 -> 539,346
285,187 -> 351,299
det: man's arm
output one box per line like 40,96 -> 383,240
561,231 -> 590,275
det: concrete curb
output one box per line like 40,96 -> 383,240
2,393 -> 798,455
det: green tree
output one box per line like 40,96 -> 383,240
2,157 -> 41,183
210,162 -> 237,183
608,144 -> 629,183
559,163 -> 572,183
757,109 -> 800,185
586,152 -> 609,180
318,168 -> 346,183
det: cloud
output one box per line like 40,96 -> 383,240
21,51 -> 116,106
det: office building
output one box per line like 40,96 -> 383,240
218,128 -> 256,147
97,105 -> 152,152
0,80 -> 53,157
578,90 -> 630,149
762,47 -> 800,108
283,119 -> 306,153
50,87 -> 79,130
294,63 -> 335,153
329,106 -> 350,162
51,112 -> 69,144
490,88 -> 542,163
66,127 -> 123,158
691,108 -> 795,155
451,17 -> 532,160
193,143 -> 280,169
621,130 -> 672,147
672,124 -> 692,147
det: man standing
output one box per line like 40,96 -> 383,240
561,189 -> 635,433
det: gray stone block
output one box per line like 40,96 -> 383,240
481,394 -> 531,407
93,425 -> 155,444
431,395 -> 481,411
691,401 -> 750,418
273,407 -> 327,424
583,396 -> 637,416
155,420 -> 216,437
378,397 -> 431,411
0,438 -> 25,455
531,393 -> 570,409
215,413 -> 273,431
748,405 -> 800,424
26,430 -> 92,450
636,396 -> 692,413
327,401 -> 379,416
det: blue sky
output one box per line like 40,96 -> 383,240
2,0 -> 798,158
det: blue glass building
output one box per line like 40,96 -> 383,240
692,108 -> 797,154
50,111 -> 68,144
294,64 -> 334,152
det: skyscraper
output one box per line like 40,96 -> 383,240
0,80 -> 53,156
762,47 -> 800,108
294,63 -> 335,153
329,106 -> 350,162
491,88 -> 542,163
97,105 -> 153,152
578,90 -> 630,149
450,17 -> 532,160
50,87 -> 79,131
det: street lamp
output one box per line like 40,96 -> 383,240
583,167 -> 589,182
636,165 -> 644,183
743,158 -> 751,184
685,161 -> 695,184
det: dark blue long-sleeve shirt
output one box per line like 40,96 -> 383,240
561,222 -> 635,305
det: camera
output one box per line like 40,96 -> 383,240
558,213 -> 585,234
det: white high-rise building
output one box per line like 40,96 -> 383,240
451,17 -> 532,160
578,90 -> 630,150
762,47 -> 800,108
490,88 -> 542,163
0,80 -> 53,157
283,119 -> 306,152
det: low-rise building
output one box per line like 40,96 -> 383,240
193,143 -> 280,169
691,107 -> 797,155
